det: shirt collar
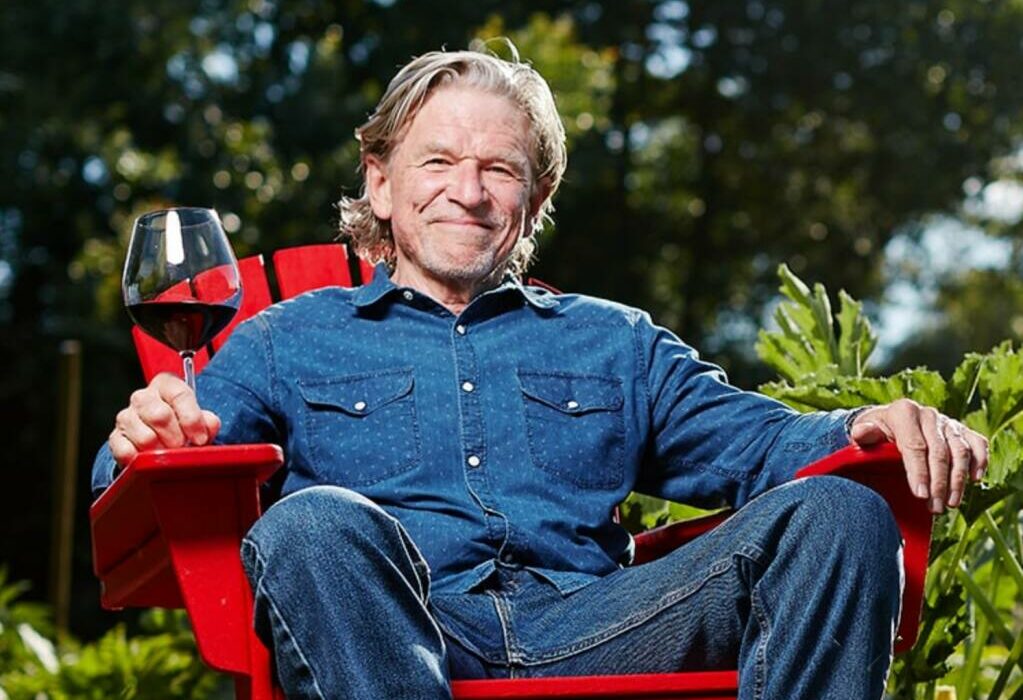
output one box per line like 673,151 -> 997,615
352,263 -> 560,310
351,263 -> 397,308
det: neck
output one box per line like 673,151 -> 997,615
390,264 -> 507,316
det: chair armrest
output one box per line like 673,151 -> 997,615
89,444 -> 283,674
630,442 -> 931,654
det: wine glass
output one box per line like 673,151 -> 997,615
122,207 -> 242,392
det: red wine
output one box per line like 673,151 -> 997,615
127,300 -> 238,353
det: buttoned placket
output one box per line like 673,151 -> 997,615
450,315 -> 511,555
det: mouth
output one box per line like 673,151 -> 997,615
435,218 -> 494,231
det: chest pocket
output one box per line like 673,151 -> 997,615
517,370 -> 625,489
298,368 -> 420,486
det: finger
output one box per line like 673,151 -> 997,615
849,421 -> 891,446
201,410 -> 222,443
962,429 -> 989,480
887,400 -> 932,502
108,428 -> 138,467
921,409 -> 951,513
945,421 -> 972,508
164,384 -> 209,445
115,407 -> 162,451
135,396 -> 187,448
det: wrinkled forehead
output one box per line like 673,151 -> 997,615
390,80 -> 541,167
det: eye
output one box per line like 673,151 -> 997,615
486,164 -> 519,179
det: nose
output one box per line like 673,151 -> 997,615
447,160 -> 485,209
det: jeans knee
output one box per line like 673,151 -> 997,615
243,485 -> 394,572
793,476 -> 898,535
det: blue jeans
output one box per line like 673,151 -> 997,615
240,476 -> 903,699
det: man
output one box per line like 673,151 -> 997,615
94,47 -> 987,699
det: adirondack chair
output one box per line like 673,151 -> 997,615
90,242 -> 933,700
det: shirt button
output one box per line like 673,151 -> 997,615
461,381 -> 475,393
402,290 -> 414,301
353,401 -> 367,412
566,400 -> 580,410
455,324 -> 467,335
466,454 -> 481,468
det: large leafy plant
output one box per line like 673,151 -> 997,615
0,569 -> 227,700
757,265 -> 1023,699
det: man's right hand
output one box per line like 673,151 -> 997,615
108,373 -> 222,467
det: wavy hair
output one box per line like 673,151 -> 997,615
337,43 -> 567,277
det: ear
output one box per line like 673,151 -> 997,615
525,177 -> 553,237
364,154 -> 393,220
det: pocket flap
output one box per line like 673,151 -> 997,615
517,371 -> 623,414
298,368 -> 414,416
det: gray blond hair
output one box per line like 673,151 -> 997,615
337,44 -> 567,277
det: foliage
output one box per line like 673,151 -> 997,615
754,264 -> 1023,699
6,0 -> 1023,647
0,570 -> 226,700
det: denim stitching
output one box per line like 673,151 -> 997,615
258,314 -> 281,414
517,555 -> 735,664
517,370 -> 625,490
749,585 -> 770,700
390,518 -> 430,603
241,539 -> 327,700
300,368 -> 422,486
486,590 -> 519,674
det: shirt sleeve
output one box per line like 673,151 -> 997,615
89,314 -> 282,500
634,314 -> 852,509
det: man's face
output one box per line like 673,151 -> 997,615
365,86 -> 547,291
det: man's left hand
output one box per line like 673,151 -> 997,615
849,399 -> 988,514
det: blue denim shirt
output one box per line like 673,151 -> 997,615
93,266 -> 852,595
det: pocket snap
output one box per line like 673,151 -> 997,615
298,368 -> 420,486
517,370 -> 625,489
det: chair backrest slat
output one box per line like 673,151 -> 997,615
272,243 -> 353,299
134,254 -> 274,382
132,244 -> 368,383
132,326 -> 211,383
356,256 -> 376,286
211,255 -> 273,351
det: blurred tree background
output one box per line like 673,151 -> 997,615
3,0 -> 1023,647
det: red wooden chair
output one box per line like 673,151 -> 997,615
90,243 -> 933,700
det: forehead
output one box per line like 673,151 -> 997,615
397,86 -> 533,160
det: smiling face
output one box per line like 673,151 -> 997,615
365,86 -> 549,306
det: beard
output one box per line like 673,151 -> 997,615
415,234 -> 510,286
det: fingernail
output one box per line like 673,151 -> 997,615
948,490 -> 961,508
194,433 -> 208,446
973,467 -> 986,481
930,497 -> 945,514
915,483 -> 929,498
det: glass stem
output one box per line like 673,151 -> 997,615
182,352 -> 197,393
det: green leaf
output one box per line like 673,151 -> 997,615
957,481 -> 1013,524
902,582 -> 970,683
835,290 -> 877,377
946,353 -> 985,418
757,264 -> 880,384
974,342 -> 1023,437
761,368 -> 948,413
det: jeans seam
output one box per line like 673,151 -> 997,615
749,584 -> 770,700
515,554 -> 742,665
242,539 -> 327,700
486,590 -> 519,675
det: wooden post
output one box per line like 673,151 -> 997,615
50,339 -> 81,636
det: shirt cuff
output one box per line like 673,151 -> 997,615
843,405 -> 875,439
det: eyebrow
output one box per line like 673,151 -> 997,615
414,141 -> 531,172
